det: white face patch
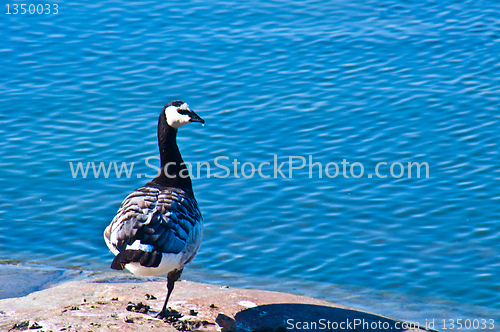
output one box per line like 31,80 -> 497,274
165,104 -> 191,129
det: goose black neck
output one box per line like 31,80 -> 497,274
152,112 -> 193,193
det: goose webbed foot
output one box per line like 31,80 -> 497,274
155,307 -> 182,320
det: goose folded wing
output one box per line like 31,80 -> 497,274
112,208 -> 188,255
109,187 -> 193,255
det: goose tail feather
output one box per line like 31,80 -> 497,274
110,249 -> 162,270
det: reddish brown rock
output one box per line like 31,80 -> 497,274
0,273 -> 430,332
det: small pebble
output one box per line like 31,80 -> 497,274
126,301 -> 150,313
215,313 -> 236,332
28,322 -> 42,329
12,321 -> 30,330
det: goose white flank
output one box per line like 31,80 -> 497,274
104,101 -> 204,318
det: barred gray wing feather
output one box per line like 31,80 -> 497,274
106,186 -> 201,255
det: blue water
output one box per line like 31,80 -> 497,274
1,0 -> 499,326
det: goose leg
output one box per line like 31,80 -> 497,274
157,268 -> 183,319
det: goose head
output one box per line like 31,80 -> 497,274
164,100 -> 204,129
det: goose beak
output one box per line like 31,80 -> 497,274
189,111 -> 205,124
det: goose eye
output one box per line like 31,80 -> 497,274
178,109 -> 190,115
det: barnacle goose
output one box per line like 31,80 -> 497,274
104,101 -> 204,318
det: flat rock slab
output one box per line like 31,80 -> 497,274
0,274 -> 430,332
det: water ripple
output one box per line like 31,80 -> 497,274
1,0 -> 499,323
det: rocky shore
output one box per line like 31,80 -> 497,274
0,273 -> 432,332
